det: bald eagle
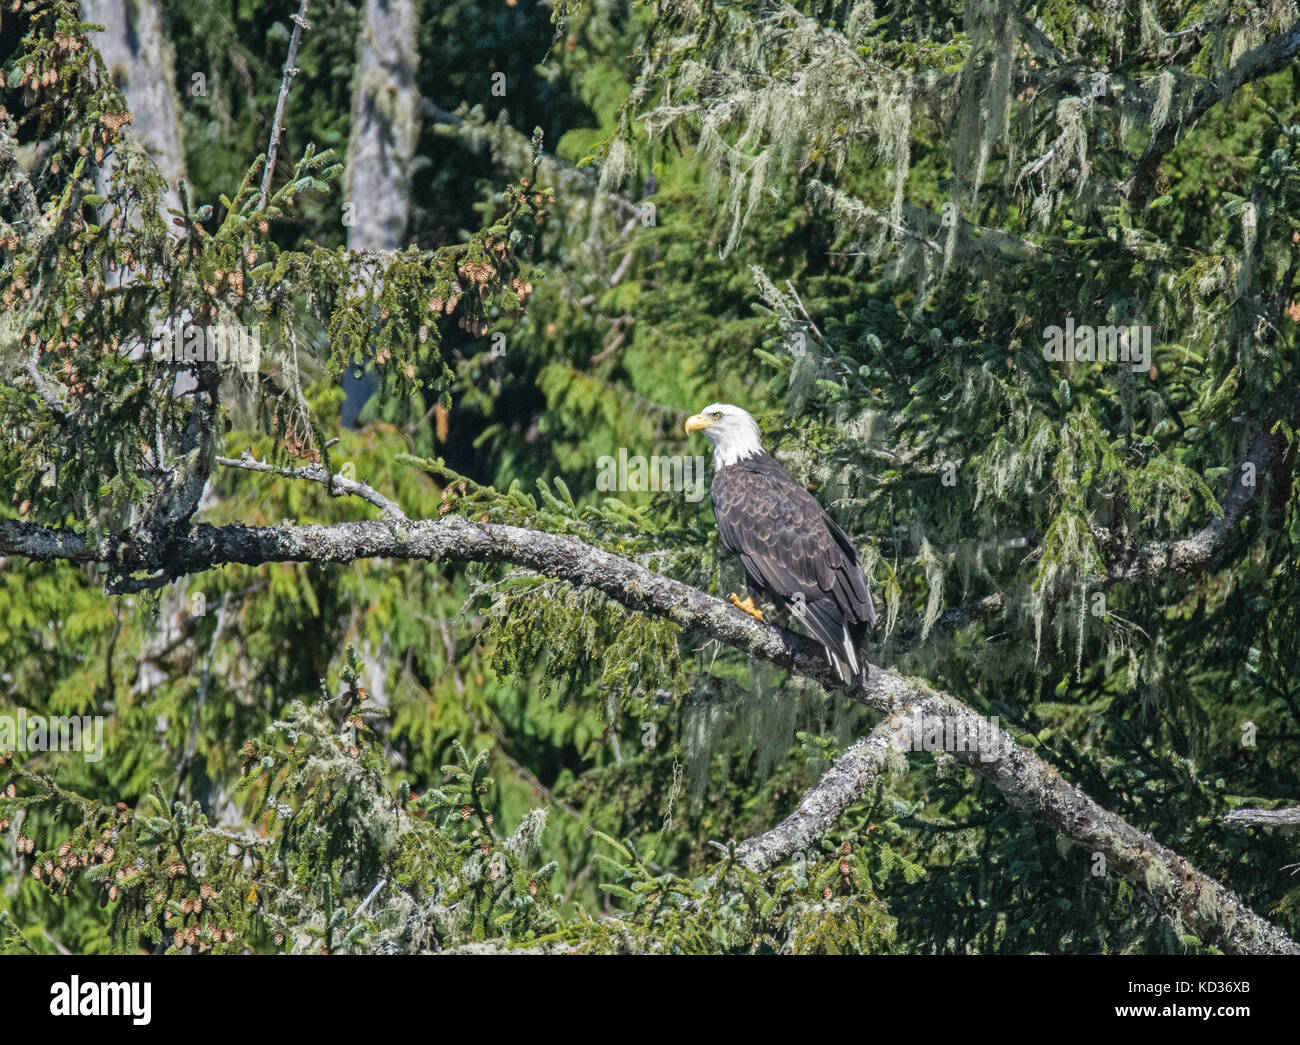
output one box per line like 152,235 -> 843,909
685,403 -> 874,683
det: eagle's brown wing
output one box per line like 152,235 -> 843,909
710,454 -> 873,679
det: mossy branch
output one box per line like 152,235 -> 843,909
1125,18 -> 1300,208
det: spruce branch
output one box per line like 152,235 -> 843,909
0,121 -> 41,230
735,713 -> 908,873
421,98 -> 645,220
24,343 -> 68,418
1098,393 -> 1300,581
885,594 -> 1006,653
807,180 -> 1046,262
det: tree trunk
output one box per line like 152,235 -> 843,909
341,0 -> 421,427
80,0 -> 187,216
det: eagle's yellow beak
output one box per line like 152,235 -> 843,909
684,413 -> 713,435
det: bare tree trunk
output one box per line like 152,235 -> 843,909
82,0 -> 208,536
341,0 -> 421,427
80,0 -> 187,216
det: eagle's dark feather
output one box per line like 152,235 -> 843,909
710,452 -> 874,681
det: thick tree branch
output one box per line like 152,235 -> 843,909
0,514 -> 1294,953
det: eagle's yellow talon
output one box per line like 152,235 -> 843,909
728,593 -> 764,622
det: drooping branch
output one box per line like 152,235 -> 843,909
885,594 -> 1006,654
1099,402 -> 1298,582
807,179 -> 1046,263
422,99 -> 644,220
893,395 -> 1296,597
0,121 -> 41,230
24,345 -> 68,418
0,513 -> 1294,953
1125,19 -> 1300,208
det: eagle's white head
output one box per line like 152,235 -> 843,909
684,403 -> 764,468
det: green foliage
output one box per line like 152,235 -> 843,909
2,0 -> 1299,955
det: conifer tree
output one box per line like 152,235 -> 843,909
1,0 -> 1298,954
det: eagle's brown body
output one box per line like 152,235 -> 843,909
710,451 -> 874,682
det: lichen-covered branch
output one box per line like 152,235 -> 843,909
1125,19 -> 1300,208
0,513 -> 1293,953
736,713 -> 909,873
1100,401 -> 1297,582
215,453 -> 408,520
1226,807 -> 1300,828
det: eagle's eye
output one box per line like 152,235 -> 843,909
711,411 -> 723,420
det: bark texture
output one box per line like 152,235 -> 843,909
81,0 -> 187,215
